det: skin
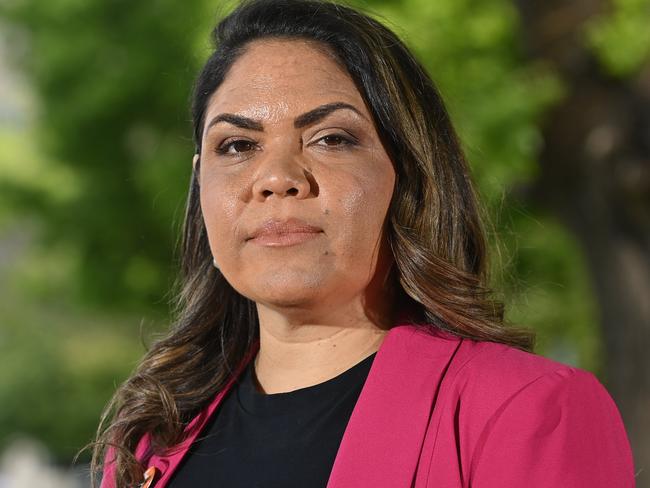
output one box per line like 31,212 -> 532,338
195,39 -> 397,394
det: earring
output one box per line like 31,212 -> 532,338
212,258 -> 219,270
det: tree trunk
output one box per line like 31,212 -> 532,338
514,0 -> 650,480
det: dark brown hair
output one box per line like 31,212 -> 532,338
88,0 -> 535,485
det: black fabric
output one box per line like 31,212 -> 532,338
167,351 -> 376,488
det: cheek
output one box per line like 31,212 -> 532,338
199,177 -> 241,258
334,169 -> 394,259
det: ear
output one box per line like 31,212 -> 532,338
192,153 -> 200,185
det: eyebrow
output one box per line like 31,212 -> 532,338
204,102 -> 366,134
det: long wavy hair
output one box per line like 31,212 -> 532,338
88,0 -> 535,485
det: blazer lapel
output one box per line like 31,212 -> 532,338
326,324 -> 461,488
141,323 -> 460,488
141,342 -> 260,487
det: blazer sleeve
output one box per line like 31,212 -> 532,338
469,367 -> 636,487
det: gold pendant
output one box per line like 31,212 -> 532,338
140,466 -> 158,488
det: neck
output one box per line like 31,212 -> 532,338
252,303 -> 394,394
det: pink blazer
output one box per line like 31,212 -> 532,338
101,323 -> 636,487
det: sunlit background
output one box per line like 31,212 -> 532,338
1,0 -> 648,485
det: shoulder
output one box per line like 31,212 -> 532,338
437,335 -> 627,438
392,324 -> 618,430
424,335 -> 636,486
447,337 -> 587,401
396,323 -> 586,401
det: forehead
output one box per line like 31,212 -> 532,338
205,39 -> 366,122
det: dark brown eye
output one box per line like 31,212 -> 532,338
216,139 -> 256,155
317,134 -> 355,147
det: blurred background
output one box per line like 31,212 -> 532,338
0,0 -> 648,485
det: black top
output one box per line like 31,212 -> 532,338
167,352 -> 376,488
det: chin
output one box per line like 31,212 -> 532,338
259,282 -> 323,305
245,271 -> 329,306
257,295 -> 318,310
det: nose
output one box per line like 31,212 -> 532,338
251,151 -> 313,201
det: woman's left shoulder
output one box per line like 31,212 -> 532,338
400,324 -> 613,409
400,324 -> 594,397
437,338 -> 637,486
441,337 -> 628,431
448,338 -> 594,396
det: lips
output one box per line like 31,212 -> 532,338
247,218 -> 323,246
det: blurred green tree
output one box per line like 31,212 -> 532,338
1,0 -> 214,307
0,0 -> 218,463
515,0 -> 650,474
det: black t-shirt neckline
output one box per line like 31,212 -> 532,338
237,352 -> 377,418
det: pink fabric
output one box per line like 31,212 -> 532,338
101,323 -> 636,487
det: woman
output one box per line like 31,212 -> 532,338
94,0 -> 635,486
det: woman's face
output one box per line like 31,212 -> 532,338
197,39 -> 396,317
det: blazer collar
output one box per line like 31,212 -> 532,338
326,324 -> 461,487
138,322 -> 461,488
